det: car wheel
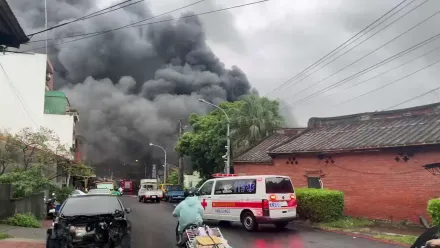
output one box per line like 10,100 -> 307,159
116,232 -> 131,248
156,199 -> 160,203
143,197 -> 147,203
138,197 -> 141,202
46,235 -> 60,248
241,212 -> 258,232
274,222 -> 289,230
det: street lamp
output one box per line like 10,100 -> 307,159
150,143 -> 167,183
198,98 -> 230,174
134,160 -> 147,178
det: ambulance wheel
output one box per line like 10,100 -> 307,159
274,222 -> 288,230
241,211 -> 258,232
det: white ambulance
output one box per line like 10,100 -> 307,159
195,174 -> 297,231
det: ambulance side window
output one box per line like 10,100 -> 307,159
214,179 -> 257,195
199,181 -> 214,195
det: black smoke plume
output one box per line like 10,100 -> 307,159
9,0 -> 253,179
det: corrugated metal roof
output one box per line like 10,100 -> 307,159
234,128 -> 305,163
44,91 -> 69,115
270,104 -> 440,154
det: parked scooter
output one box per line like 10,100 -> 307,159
45,193 -> 57,219
411,216 -> 440,248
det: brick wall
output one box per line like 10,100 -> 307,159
234,148 -> 440,223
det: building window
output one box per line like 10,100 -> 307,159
307,177 -> 322,189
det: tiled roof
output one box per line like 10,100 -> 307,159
270,103 -> 440,154
233,128 -> 305,163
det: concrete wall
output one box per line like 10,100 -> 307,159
0,184 -> 45,219
234,147 -> 440,223
0,53 -> 47,133
0,53 -> 75,159
43,114 -> 75,155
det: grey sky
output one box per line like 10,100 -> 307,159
179,0 -> 440,125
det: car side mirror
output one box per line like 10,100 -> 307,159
125,208 -> 131,214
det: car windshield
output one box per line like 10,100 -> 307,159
88,189 -> 111,194
168,186 -> 183,191
61,196 -> 122,216
265,177 -> 294,194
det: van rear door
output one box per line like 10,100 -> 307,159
265,177 -> 296,218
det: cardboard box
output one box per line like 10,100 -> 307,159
195,236 -> 224,248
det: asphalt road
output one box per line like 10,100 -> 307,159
120,196 -> 405,248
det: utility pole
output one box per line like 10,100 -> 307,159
178,118 -> 184,185
44,0 -> 48,55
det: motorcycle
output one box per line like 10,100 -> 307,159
173,205 -> 231,248
45,193 -> 57,219
411,216 -> 440,248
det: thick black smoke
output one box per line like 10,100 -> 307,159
10,0 -> 253,178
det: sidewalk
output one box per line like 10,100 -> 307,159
0,222 -> 48,248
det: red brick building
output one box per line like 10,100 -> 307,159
234,103 -> 440,223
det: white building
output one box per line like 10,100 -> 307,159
0,52 -> 79,160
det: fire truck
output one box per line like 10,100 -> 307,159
121,179 -> 134,193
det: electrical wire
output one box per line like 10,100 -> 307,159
263,0 -> 415,97
27,0 -> 142,37
0,63 -> 38,128
280,31 -> 440,109
338,56 -> 440,105
384,86 -> 440,110
326,44 -> 440,98
280,5 -> 440,109
21,0 -> 268,53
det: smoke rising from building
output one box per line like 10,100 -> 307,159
10,0 -> 253,176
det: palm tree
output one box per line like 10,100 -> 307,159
231,95 -> 284,155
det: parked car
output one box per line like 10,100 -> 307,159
46,194 -> 131,247
88,188 -> 112,195
164,185 -> 185,202
71,190 -> 86,196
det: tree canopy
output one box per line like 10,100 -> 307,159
175,95 -> 283,179
0,127 -> 94,197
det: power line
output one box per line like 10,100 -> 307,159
263,0 -> 415,97
337,55 -> 440,105
280,4 -> 440,109
27,0 -> 143,37
384,86 -> 440,110
280,31 -> 440,109
0,63 -> 38,128
326,44 -> 440,98
22,0 -> 268,53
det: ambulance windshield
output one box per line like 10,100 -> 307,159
265,177 -> 294,194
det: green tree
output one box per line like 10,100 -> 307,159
176,96 -> 284,179
176,101 -> 241,179
231,95 -> 284,154
166,170 -> 179,185
0,165 -> 55,198
5,127 -> 57,170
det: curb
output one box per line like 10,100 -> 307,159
0,238 -> 45,243
298,223 -> 408,247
